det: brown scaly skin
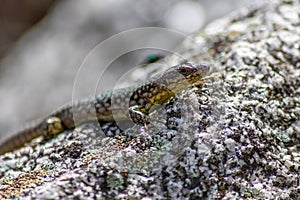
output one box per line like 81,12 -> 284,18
0,62 -> 209,155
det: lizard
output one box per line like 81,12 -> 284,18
0,62 -> 210,155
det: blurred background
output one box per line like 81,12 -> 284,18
0,0 -> 248,138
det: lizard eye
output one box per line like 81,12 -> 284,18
178,64 -> 196,76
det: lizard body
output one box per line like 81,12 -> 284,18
0,62 -> 209,155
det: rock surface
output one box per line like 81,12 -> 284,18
1,0 -> 300,199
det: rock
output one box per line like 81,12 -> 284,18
1,0 -> 299,199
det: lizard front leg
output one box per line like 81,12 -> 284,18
128,105 -> 150,125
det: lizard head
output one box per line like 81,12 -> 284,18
175,62 -> 209,84
162,62 -> 210,93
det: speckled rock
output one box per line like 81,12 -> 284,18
1,0 -> 300,199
